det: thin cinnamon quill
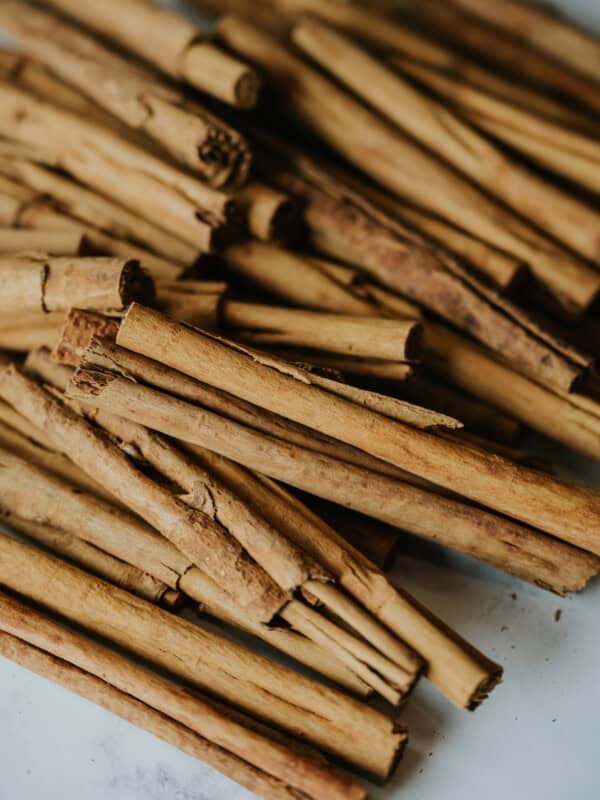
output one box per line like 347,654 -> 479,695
220,17 -> 600,315
2,3 -> 253,188
41,0 -> 262,110
291,18 -> 600,266
0,592 -> 368,800
0,534 -> 407,778
0,254 -> 152,314
115,304 -> 600,553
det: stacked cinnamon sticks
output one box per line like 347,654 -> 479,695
0,0 -> 599,797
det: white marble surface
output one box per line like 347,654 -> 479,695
2,1 -> 600,798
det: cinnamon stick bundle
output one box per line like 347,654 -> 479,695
223,301 -> 422,362
0,591 -> 370,800
410,1 -> 600,115
1,4 -> 253,188
291,18 -> 600,266
41,0 -> 262,110
0,534 -> 407,778
219,17 -> 600,316
451,0 -> 600,84
0,254 -> 152,314
400,60 -> 600,196
114,305 -> 600,553
67,355 -> 600,597
0,84 -> 235,250
258,138 -> 590,392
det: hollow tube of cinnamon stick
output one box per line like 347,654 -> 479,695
116,305 -> 600,552
0,534 -> 407,779
236,183 -> 300,242
0,592 -> 367,800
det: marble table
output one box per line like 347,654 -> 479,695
1,1 -> 600,798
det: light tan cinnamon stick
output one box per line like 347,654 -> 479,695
451,0 -> 600,84
267,349 -> 415,383
223,301 -> 422,361
1,4 -> 253,187
156,281 -> 225,328
400,60 -> 600,196
0,84 -> 234,250
0,254 -> 152,314
0,228 -> 84,256
0,592 -> 368,800
0,365 -> 287,623
221,17 -> 600,315
0,534 -> 406,778
223,242 -> 374,314
0,315 -> 62,351
236,183 -> 299,242
115,305 -> 600,552
0,514 -> 179,608
42,0 -> 262,109
292,18 -> 600,266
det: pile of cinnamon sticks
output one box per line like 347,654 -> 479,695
0,0 -> 599,797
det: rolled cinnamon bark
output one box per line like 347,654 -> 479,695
0,593 -> 368,800
221,17 -> 600,315
156,282 -> 225,328
223,242 -> 374,314
0,84 -> 234,250
291,18 -> 600,266
223,301 -> 422,361
267,349 -> 415,382
236,183 -> 299,242
0,228 -> 84,256
0,365 -> 287,623
0,254 -> 152,314
400,60 -> 600,196
260,139 -> 589,391
115,305 -> 600,551
451,0 -> 600,84
423,322 -> 600,462
0,315 -> 62,351
1,4 -> 253,187
411,1 -> 600,115
1,515 -> 179,607
42,0 -> 262,109
0,534 -> 407,778
52,309 -> 121,367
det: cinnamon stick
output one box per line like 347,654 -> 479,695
42,0 -> 262,109
0,592 -> 368,800
0,315 -> 62,351
0,534 -> 407,778
157,281 -> 225,328
292,18 -> 600,266
52,309 -> 121,367
236,182 -> 299,242
0,227 -> 84,256
0,254 -> 152,314
267,349 -> 415,383
223,301 -> 422,362
1,3 -> 253,187
115,305 -> 600,552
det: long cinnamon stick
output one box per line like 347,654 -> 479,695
0,534 -> 406,778
0,592 -> 367,800
116,305 -> 600,551
292,18 -> 600,266
0,227 -> 84,256
2,3 -> 253,187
